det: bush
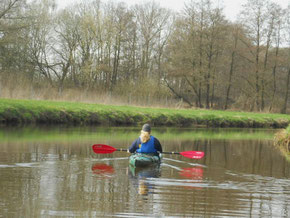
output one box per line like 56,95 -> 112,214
274,126 -> 290,159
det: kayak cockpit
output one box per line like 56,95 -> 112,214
129,153 -> 162,167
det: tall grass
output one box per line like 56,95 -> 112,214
0,98 -> 289,128
286,125 -> 290,134
0,78 -> 176,108
274,125 -> 290,160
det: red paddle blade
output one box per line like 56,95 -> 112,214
180,167 -> 203,179
92,144 -> 117,154
180,151 -> 204,159
92,164 -> 115,174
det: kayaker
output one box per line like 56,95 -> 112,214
129,124 -> 162,156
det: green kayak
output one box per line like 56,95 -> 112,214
129,153 -> 162,167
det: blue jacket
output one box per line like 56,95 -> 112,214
129,135 -> 162,155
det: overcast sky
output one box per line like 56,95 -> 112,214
56,0 -> 289,21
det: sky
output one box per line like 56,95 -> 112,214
57,0 -> 289,21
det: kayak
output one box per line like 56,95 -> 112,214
129,153 -> 162,167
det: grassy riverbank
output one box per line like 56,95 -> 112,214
0,98 -> 290,128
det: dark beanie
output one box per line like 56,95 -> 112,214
142,124 -> 151,132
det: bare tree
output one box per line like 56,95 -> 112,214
224,25 -> 240,110
281,5 -> 290,114
0,0 -> 32,95
52,9 -> 80,94
0,0 -> 21,19
134,1 -> 171,78
268,4 -> 283,111
239,0 -> 269,111
27,0 -> 57,86
164,0 -> 227,108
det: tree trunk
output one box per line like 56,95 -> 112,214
269,21 -> 281,111
225,36 -> 237,109
164,79 -> 193,107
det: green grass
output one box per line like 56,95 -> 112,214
0,98 -> 289,128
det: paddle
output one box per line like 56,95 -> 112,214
92,144 -> 204,159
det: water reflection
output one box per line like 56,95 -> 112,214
179,167 -> 204,180
0,126 -> 289,217
129,165 -> 161,196
91,163 -> 115,176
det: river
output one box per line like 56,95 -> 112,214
0,126 -> 289,217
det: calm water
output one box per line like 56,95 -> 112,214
0,126 -> 289,217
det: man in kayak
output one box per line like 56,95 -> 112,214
129,124 -> 162,156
